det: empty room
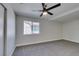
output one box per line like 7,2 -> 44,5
0,3 -> 79,56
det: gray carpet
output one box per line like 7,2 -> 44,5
13,40 -> 79,56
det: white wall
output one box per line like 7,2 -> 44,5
16,16 -> 62,46
0,4 -> 4,56
63,19 -> 79,43
3,4 -> 16,56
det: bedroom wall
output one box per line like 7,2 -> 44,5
63,19 -> 79,43
16,16 -> 62,46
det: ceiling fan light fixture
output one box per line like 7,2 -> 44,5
43,11 -> 47,15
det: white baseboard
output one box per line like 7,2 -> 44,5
16,39 -> 61,47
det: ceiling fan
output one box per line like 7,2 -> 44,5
34,3 -> 61,17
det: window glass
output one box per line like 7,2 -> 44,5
24,21 -> 40,35
24,21 -> 32,34
32,22 -> 40,34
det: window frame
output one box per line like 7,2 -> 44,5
23,20 -> 40,35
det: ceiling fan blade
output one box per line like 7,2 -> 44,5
47,12 -> 53,15
40,13 -> 43,17
42,3 -> 46,10
42,3 -> 45,6
46,3 -> 61,11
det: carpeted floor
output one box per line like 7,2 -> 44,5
13,40 -> 79,56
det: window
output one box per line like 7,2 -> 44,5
24,20 -> 40,35
24,21 -> 32,34
32,22 -> 39,34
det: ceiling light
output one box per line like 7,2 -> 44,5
43,11 -> 47,15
